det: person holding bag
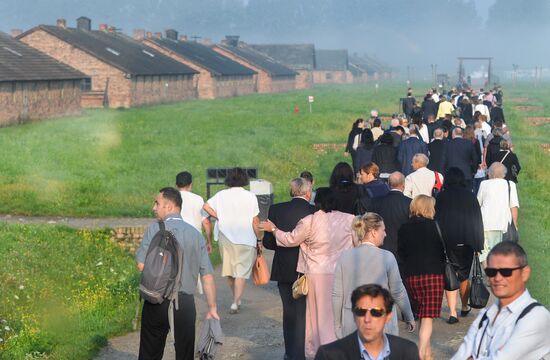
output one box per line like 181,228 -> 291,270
477,162 -> 519,263
261,188 -> 355,358
435,167 -> 484,324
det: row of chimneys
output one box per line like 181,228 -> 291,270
10,17 -> 240,47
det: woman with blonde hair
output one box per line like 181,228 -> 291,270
332,212 -> 415,340
398,195 -> 446,360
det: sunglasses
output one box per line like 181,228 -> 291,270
484,266 -> 525,278
352,307 -> 386,318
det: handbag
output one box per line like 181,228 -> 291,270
502,181 -> 519,243
435,221 -> 460,291
292,274 -> 308,299
252,248 -> 270,286
469,254 -> 490,309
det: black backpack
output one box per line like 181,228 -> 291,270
139,221 -> 184,305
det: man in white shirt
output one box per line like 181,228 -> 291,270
404,154 -> 443,199
452,242 -> 550,360
176,171 -> 212,254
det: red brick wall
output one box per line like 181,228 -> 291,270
352,73 -> 369,83
20,30 -> 197,108
295,70 -> 313,89
131,74 -> 197,107
212,47 -> 295,94
269,76 -> 296,93
144,40 -> 255,99
312,70 -> 350,84
0,80 -> 81,126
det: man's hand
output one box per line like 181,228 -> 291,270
207,242 -> 213,255
344,152 -> 349,157
259,219 -> 276,232
406,320 -> 416,333
137,262 -> 144,272
206,306 -> 220,320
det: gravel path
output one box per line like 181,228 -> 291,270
95,250 -> 484,360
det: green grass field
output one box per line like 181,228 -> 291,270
0,83 -> 403,217
0,82 -> 548,359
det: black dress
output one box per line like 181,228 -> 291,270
331,183 -> 361,215
372,143 -> 400,174
435,185 -> 484,281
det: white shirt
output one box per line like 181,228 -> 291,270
404,167 -> 443,199
418,125 -> 429,144
477,179 -> 519,231
452,290 -> 550,360
481,122 -> 492,139
180,191 -> 208,232
207,187 -> 259,247
475,104 -> 491,121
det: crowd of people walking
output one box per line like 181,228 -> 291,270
134,85 -> 549,360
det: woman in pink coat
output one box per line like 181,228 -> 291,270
262,187 -> 355,357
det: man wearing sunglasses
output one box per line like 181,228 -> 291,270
452,242 -> 550,359
314,284 -> 419,360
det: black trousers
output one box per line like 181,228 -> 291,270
139,293 -> 196,360
278,282 -> 306,360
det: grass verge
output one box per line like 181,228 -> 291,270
0,223 -> 139,359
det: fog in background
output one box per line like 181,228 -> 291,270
2,0 -> 548,79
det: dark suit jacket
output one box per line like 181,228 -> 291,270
366,190 -> 411,264
314,331 -> 420,360
427,139 -> 446,174
262,197 -> 315,283
443,137 -> 479,180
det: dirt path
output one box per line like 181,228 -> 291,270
1,215 -> 482,359
95,250 -> 483,360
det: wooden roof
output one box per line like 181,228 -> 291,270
215,44 -> 296,77
315,49 -> 349,71
249,44 -> 316,70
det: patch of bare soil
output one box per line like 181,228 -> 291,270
526,117 -> 550,126
510,97 -> 530,102
540,144 -> 550,154
516,105 -> 543,112
312,143 -> 345,153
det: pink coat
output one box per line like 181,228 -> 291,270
275,210 -> 355,274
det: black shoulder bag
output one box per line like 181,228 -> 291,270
435,221 -> 460,291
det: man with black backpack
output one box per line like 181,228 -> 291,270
136,187 -> 219,360
452,242 -> 550,359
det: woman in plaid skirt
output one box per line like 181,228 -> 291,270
398,195 -> 446,360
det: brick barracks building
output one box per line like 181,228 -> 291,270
249,44 -> 315,90
143,30 -> 256,100
18,18 -> 198,108
213,36 -> 296,94
0,32 -> 87,126
313,49 -> 353,85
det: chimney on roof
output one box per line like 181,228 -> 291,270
56,19 -> 67,28
133,29 -> 146,40
179,35 -> 188,41
77,16 -> 91,31
10,29 -> 23,37
224,35 -> 240,47
165,29 -> 178,41
154,32 -> 162,39
99,23 -> 108,32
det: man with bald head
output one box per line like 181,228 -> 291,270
404,154 -> 444,199
366,172 -> 411,272
427,128 -> 446,174
443,127 -> 479,190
